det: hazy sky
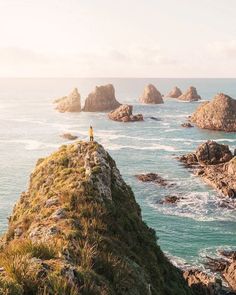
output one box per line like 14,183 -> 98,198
0,0 -> 236,77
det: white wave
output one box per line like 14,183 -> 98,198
149,191 -> 236,222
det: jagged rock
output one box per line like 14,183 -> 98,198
159,195 -> 183,204
166,86 -> 182,98
178,141 -> 236,202
224,261 -> 236,291
1,141 -> 192,294
181,123 -> 194,128
54,88 -> 81,112
83,84 -> 121,112
139,84 -> 164,104
178,87 -> 201,101
191,93 -> 236,132
135,173 -> 175,187
195,141 -> 233,165
108,104 -> 143,122
60,133 -> 78,140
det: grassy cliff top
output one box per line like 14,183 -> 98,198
0,141 -> 193,295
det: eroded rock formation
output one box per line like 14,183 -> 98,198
178,87 -> 201,101
108,104 -> 143,122
54,88 -> 81,112
139,84 -> 164,104
166,86 -> 182,98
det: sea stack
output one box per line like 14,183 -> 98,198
191,93 -> 236,132
1,142 -> 193,294
139,84 -> 164,104
54,88 -> 81,112
166,86 -> 182,98
108,104 -> 143,122
83,84 -> 121,112
178,86 -> 201,101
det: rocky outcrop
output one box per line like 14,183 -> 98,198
181,123 -> 194,128
178,141 -> 236,201
60,133 -> 78,140
204,250 -> 236,292
0,141 -> 193,294
135,173 -> 175,187
83,84 -> 121,112
139,84 -> 164,104
178,87 -> 201,101
191,93 -> 236,132
108,104 -> 143,122
54,88 -> 81,112
166,86 -> 182,98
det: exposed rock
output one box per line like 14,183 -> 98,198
108,104 -> 143,122
178,87 -> 201,102
135,173 -> 175,187
195,141 -> 233,165
204,251 -> 236,292
60,133 -> 78,140
178,141 -> 236,202
181,123 -> 194,128
1,141 -> 192,294
166,86 -> 182,98
191,93 -> 236,132
159,195 -> 183,204
148,116 -> 161,121
54,88 -> 81,112
83,84 -> 121,112
139,84 -> 164,104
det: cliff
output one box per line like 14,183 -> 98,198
0,142 -> 193,295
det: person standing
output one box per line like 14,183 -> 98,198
89,126 -> 94,142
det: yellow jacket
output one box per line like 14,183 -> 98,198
89,127 -> 93,137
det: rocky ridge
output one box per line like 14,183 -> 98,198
0,141 -> 193,295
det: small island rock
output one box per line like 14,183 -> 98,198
83,84 -> 121,112
54,88 -> 81,112
166,86 -> 182,98
191,93 -> 236,132
108,104 -> 143,122
178,86 -> 201,101
139,84 -> 164,104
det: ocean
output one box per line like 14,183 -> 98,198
0,78 -> 236,268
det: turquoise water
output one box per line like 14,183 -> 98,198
0,78 -> 236,267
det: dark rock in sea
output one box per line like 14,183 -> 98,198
159,195 -> 183,204
191,93 -> 236,132
1,141 -> 192,294
135,173 -> 175,187
139,84 -> 164,104
178,141 -> 236,203
178,86 -> 201,102
148,116 -> 161,121
83,84 -> 121,112
166,86 -> 182,98
60,133 -> 78,140
181,122 -> 194,128
108,104 -> 143,122
54,88 -> 81,112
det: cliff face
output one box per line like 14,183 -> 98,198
191,93 -> 236,132
83,84 -> 121,112
0,142 -> 193,295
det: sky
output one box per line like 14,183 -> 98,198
0,0 -> 236,77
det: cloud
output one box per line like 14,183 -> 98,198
207,40 -> 236,59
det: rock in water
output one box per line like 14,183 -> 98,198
181,123 -> 194,128
2,142 -> 193,294
108,104 -> 143,122
54,88 -> 81,112
191,93 -> 236,132
139,84 -> 164,104
178,86 -> 201,101
166,86 -> 182,98
83,84 -> 121,112
60,133 -> 78,140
